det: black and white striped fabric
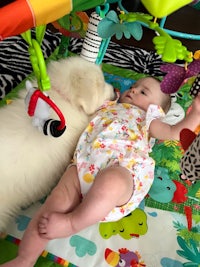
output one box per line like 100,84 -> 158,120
0,29 -> 61,99
69,38 -> 163,76
0,29 -> 163,100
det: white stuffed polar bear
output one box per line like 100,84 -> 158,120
0,56 -> 114,231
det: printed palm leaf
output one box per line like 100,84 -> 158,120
173,221 -> 186,231
97,11 -> 143,40
174,221 -> 200,244
188,183 -> 200,202
177,236 -> 200,265
151,140 -> 182,174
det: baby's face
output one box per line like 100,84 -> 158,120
119,77 -> 165,111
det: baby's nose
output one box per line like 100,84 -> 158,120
130,87 -> 136,94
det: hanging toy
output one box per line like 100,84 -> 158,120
160,59 -> 200,93
0,0 -> 72,40
25,80 -> 66,138
25,80 -> 50,131
114,11 -> 192,63
22,26 -> 66,137
52,11 -> 89,39
80,11 -> 104,63
141,0 -> 193,18
97,10 -> 148,41
80,3 -> 110,64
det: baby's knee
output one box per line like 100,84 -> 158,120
100,165 -> 132,189
104,166 -> 133,204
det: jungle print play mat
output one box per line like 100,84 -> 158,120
0,32 -> 199,267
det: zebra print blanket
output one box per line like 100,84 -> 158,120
69,38 -> 163,76
0,29 -> 163,100
0,29 -> 61,99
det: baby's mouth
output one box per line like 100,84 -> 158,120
127,94 -> 133,100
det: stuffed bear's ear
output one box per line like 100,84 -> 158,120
78,96 -> 98,115
190,73 -> 200,97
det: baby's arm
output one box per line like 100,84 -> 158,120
149,94 -> 200,141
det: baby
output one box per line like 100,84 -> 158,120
1,77 -> 200,267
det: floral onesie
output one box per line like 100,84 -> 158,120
73,98 -> 165,222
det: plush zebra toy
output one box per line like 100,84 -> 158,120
80,11 -> 103,63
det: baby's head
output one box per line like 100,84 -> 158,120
119,77 -> 171,113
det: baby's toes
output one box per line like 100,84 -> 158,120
38,215 -> 48,234
38,223 -> 46,234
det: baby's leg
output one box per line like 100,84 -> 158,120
0,166 -> 81,267
39,165 -> 133,239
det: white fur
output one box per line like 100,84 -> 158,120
0,56 -> 114,231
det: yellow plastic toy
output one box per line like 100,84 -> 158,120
141,0 -> 193,18
0,0 -> 104,40
0,0 -> 72,40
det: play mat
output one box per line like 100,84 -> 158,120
0,30 -> 200,266
1,0 -> 200,264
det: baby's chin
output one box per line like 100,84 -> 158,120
119,96 -> 133,104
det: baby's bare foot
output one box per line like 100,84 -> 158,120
38,212 -> 74,239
